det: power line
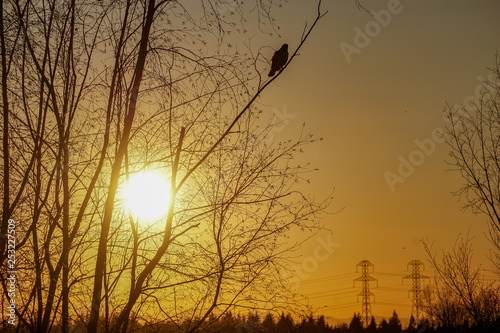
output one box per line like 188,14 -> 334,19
403,260 -> 430,320
307,290 -> 358,301
374,272 -> 407,277
353,260 -> 377,326
323,303 -> 360,311
300,278 -> 357,290
298,273 -> 357,286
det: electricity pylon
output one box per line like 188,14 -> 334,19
353,260 -> 377,326
403,260 -> 430,320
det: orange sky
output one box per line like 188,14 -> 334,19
258,0 -> 500,322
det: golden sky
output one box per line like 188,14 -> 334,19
259,0 -> 500,321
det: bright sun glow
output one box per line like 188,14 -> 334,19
123,173 -> 170,221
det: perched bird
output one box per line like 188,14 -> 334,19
268,44 -> 288,77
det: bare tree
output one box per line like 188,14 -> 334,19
0,1 -> 117,331
423,235 -> 500,330
1,0 -> 332,332
444,58 -> 500,273
90,2 -> 329,330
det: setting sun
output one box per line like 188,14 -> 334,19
122,173 -> 171,221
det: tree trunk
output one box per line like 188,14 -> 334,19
88,1 -> 157,331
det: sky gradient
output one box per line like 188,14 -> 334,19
259,0 -> 500,321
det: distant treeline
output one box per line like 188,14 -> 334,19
69,309 -> 499,332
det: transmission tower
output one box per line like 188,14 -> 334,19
353,260 -> 377,327
403,260 -> 430,320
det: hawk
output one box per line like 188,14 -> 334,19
268,44 -> 288,77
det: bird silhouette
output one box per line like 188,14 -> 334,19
268,44 -> 288,77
